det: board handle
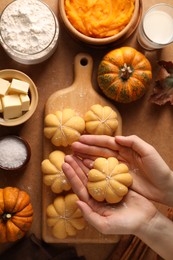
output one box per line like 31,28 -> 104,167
73,53 -> 93,90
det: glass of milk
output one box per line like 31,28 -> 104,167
137,3 -> 173,50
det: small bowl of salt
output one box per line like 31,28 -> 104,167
0,135 -> 31,171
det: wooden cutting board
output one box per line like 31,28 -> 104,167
42,53 -> 122,243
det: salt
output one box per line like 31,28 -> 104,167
0,136 -> 27,169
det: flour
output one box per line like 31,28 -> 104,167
0,0 -> 57,55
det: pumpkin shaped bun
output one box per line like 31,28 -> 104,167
46,193 -> 86,239
41,150 -> 71,194
87,157 -> 133,203
0,187 -> 33,243
84,104 -> 118,135
44,108 -> 85,147
97,47 -> 152,103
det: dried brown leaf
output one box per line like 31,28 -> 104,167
149,61 -> 173,105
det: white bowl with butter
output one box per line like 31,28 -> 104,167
0,69 -> 38,126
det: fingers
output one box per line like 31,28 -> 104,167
77,201 -> 108,234
72,135 -> 119,158
73,134 -> 156,160
63,156 -> 102,209
71,151 -> 99,161
115,135 -> 155,157
64,155 -> 88,184
77,200 -> 97,221
62,160 -> 90,203
78,135 -> 118,150
82,159 -> 94,169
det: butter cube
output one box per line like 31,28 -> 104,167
9,78 -> 30,94
2,95 -> 22,119
0,78 -> 10,96
20,94 -> 30,111
0,99 -> 3,113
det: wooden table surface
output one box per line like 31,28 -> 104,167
0,0 -> 173,259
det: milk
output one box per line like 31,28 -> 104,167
137,4 -> 173,50
143,10 -> 173,44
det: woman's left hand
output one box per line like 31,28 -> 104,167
62,155 -> 157,236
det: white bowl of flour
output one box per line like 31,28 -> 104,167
0,0 -> 59,64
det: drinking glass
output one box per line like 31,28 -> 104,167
137,3 -> 173,50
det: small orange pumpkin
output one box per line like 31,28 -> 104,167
0,187 -> 33,243
97,47 -> 152,103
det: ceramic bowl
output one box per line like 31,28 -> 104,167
0,135 -> 31,171
59,0 -> 140,46
0,69 -> 38,126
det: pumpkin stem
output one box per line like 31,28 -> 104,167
120,63 -> 133,80
1,213 -> 12,222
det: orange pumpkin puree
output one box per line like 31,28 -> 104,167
64,0 -> 135,38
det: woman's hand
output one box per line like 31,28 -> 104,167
70,135 -> 173,206
62,137 -> 173,260
62,155 -> 157,236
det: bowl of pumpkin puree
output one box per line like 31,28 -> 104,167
59,0 -> 140,46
